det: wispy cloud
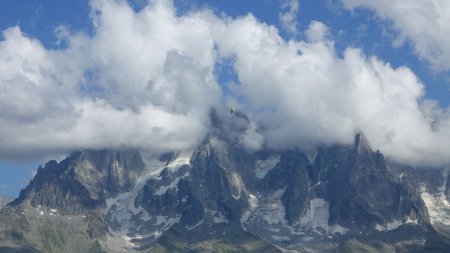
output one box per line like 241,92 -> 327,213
279,0 -> 300,36
342,0 -> 450,72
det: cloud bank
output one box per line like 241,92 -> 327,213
1,0 -> 450,167
0,0 -> 219,159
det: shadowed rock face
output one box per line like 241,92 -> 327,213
134,136 -> 252,226
73,150 -> 145,197
311,134 -> 429,226
12,150 -> 145,214
255,133 -> 428,229
258,150 -> 311,224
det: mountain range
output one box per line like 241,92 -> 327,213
1,111 -> 450,253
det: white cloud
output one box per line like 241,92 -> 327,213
209,15 -> 450,167
0,0 -> 219,160
305,21 -> 330,42
279,0 -> 300,36
1,0 -> 450,167
341,0 -> 450,72
239,121 -> 264,152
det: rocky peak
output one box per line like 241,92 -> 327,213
71,149 -> 145,197
321,134 -> 429,227
353,133 -> 373,154
189,136 -> 251,221
12,149 -> 145,214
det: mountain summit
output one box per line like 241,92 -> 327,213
1,116 -> 450,252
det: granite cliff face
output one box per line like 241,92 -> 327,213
12,150 -> 145,214
321,134 -> 427,227
0,113 -> 450,253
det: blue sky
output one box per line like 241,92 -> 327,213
1,0 -> 450,197
2,0 -> 447,105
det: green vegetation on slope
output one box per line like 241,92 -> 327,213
150,224 -> 281,253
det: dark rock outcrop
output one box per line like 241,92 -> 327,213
322,134 -> 428,226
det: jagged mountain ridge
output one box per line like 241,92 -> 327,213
0,112 -> 450,252
12,150 -> 145,214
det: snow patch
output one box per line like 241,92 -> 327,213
255,156 -> 280,179
153,215 -> 181,229
241,188 -> 292,231
386,220 -> 403,230
405,216 -> 418,224
155,215 -> 168,226
375,220 -> 402,231
299,198 -> 348,235
420,170 -> 450,226
329,224 -> 349,234
104,153 -> 189,233
230,172 -> 245,199
162,215 -> 181,230
121,234 -> 138,248
375,224 -> 383,231
154,172 -> 189,195
186,219 -> 204,230
167,150 -> 193,171
249,193 -> 258,208
421,190 -> 450,226
153,230 -> 162,238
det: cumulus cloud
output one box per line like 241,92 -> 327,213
341,0 -> 450,72
208,15 -> 450,167
279,0 -> 300,36
0,0 -> 219,160
1,0 -> 450,167
305,20 -> 331,42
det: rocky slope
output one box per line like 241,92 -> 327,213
0,112 -> 450,252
